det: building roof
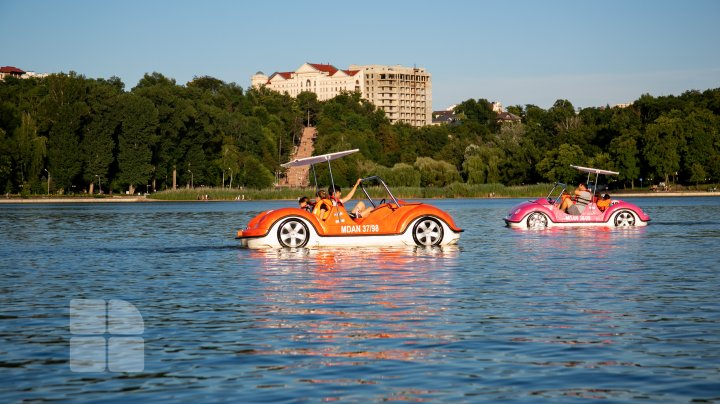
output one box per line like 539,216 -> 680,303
307,63 -> 359,77
0,66 -> 26,74
497,111 -> 521,122
432,110 -> 458,124
267,71 -> 293,83
308,63 -> 338,75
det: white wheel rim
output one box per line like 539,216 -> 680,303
279,221 -> 307,247
528,213 -> 547,228
415,219 -> 442,246
615,211 -> 635,226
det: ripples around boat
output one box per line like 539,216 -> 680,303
1,197 -> 719,402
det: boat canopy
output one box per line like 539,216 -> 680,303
570,165 -> 619,176
281,149 -> 359,168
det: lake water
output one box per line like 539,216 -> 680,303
1,197 -> 719,402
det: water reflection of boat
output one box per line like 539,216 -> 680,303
510,226 -> 646,263
242,246 -> 459,363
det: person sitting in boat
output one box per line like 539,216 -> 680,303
558,190 -> 571,206
298,196 -> 312,212
312,190 -> 332,219
596,193 -> 612,212
328,179 -> 374,219
558,183 -> 593,215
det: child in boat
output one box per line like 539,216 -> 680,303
596,193 -> 612,212
298,196 -> 312,211
312,190 -> 332,219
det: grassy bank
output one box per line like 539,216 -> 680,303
147,183 -> 554,201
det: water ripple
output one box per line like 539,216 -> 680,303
1,198 -> 719,402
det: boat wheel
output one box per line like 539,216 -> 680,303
614,210 -> 636,227
412,217 -> 444,246
527,212 -> 549,229
277,218 -> 310,248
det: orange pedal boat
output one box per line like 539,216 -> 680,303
236,149 -> 463,248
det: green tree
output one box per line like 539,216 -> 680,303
495,126 -> 541,185
81,116 -> 115,194
0,129 -> 13,193
12,112 -> 47,184
689,162 -> 707,187
296,91 -> 321,127
42,73 -> 90,192
608,131 -> 640,188
464,155 -> 486,184
116,94 -> 158,194
454,98 -> 498,132
414,157 -> 461,187
462,144 -> 504,184
680,109 -> 719,183
536,143 -> 585,183
642,113 -> 683,185
82,79 -> 122,193
47,106 -> 84,192
215,137 -> 242,188
236,154 -> 274,189
134,72 -> 196,190
548,99 -> 579,138
386,163 -> 421,187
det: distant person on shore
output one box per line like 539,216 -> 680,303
559,183 -> 592,215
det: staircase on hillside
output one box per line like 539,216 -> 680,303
280,126 -> 316,187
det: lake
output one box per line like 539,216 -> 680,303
1,197 -> 719,402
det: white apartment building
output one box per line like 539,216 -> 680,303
252,62 -> 432,127
350,64 -> 431,127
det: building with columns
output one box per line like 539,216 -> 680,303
252,63 -> 363,101
252,62 -> 432,127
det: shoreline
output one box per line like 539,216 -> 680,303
608,191 -> 720,198
0,196 -> 154,203
1,191 -> 719,203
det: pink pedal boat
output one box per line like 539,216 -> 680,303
504,165 -> 651,229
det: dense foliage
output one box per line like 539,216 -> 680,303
1,71 -> 718,195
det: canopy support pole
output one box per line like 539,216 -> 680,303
327,158 -> 335,192
311,164 -> 319,193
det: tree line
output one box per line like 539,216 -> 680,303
1,71 -> 719,195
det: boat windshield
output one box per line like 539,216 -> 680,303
546,182 -> 568,205
358,176 -> 400,208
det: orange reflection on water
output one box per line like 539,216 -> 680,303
244,247 -> 459,362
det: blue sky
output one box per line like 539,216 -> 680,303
1,0 -> 718,110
